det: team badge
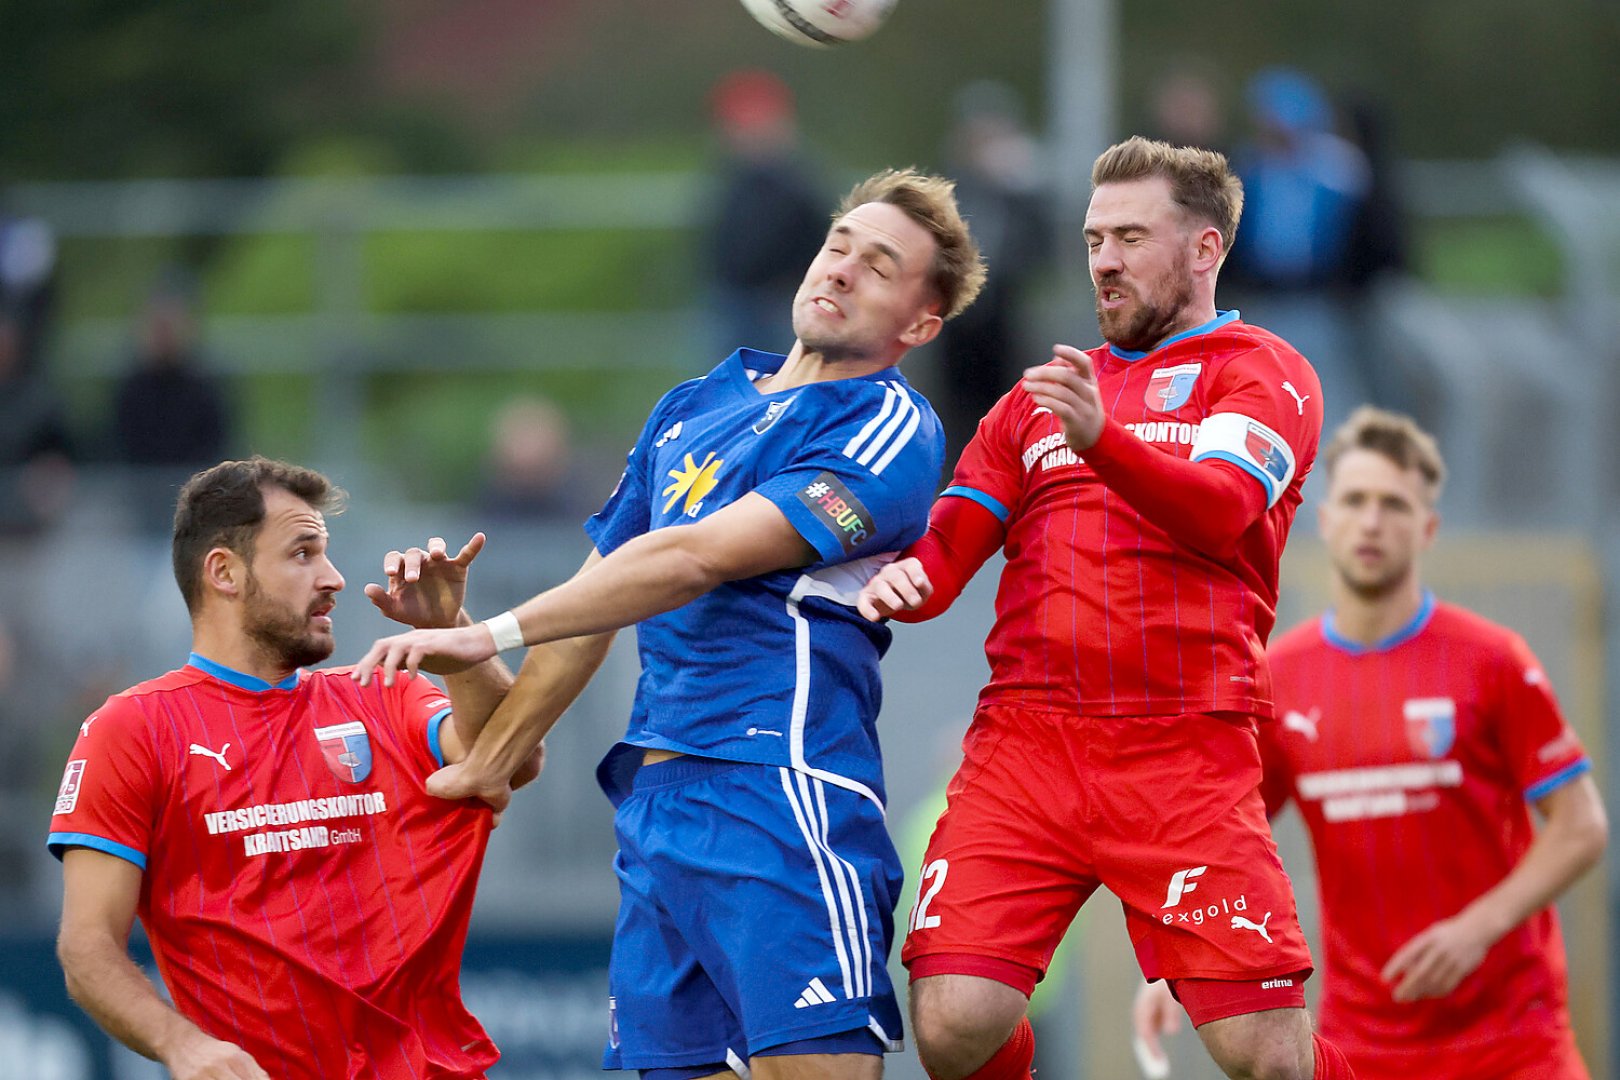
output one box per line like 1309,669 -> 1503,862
753,397 -> 796,434
1403,698 -> 1456,759
314,720 -> 373,783
1144,363 -> 1202,412
1244,425 -> 1291,484
55,760 -> 87,815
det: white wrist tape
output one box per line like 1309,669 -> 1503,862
482,611 -> 525,652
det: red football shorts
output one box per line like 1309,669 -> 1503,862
901,705 -> 1313,989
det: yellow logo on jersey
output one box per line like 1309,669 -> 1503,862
663,452 -> 724,515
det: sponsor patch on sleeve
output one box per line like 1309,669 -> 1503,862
55,759 -> 87,815
1191,412 -> 1297,507
796,472 -> 874,555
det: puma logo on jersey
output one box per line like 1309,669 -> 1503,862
80,716 -> 97,737
189,742 -> 232,771
1282,708 -> 1320,741
1232,912 -> 1273,942
1161,865 -> 1207,908
1281,381 -> 1310,415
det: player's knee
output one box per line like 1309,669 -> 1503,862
1205,1035 -> 1310,1080
908,977 -> 1026,1080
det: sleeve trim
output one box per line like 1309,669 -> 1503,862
1525,758 -> 1591,803
48,832 -> 148,870
426,706 -> 453,769
1191,449 -> 1279,505
940,485 -> 1011,523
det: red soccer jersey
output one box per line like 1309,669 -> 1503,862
1262,596 -> 1591,1076
946,313 -> 1321,714
48,654 -> 497,1080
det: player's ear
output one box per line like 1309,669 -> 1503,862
202,546 -> 246,601
1193,226 -> 1224,274
900,309 -> 943,349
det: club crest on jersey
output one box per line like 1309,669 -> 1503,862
1402,697 -> 1456,759
314,720 -> 373,783
1244,425 -> 1290,483
754,396 -> 796,434
1144,363 -> 1202,413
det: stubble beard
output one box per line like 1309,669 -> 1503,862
243,573 -> 334,671
1096,264 -> 1195,353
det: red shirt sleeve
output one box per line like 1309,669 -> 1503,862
387,674 -> 456,775
1081,417 -> 1267,556
1489,634 -> 1591,802
1187,341 -> 1324,510
47,696 -> 161,869
888,392 -> 1022,622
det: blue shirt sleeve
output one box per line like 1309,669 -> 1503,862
584,392 -> 682,555
756,380 -> 945,564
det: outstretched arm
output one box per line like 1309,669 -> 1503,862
426,551 -> 618,809
1382,773 -> 1607,1002
1023,347 -> 1268,556
59,849 -> 269,1080
354,493 -> 816,685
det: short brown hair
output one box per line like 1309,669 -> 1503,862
172,457 -> 344,613
1091,136 -> 1245,256
837,168 -> 987,321
1322,406 -> 1447,504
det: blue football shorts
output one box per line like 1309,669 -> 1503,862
603,755 -> 904,1074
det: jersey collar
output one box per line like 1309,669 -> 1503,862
188,651 -> 300,692
1107,309 -> 1240,363
1320,590 -> 1436,656
726,348 -> 902,395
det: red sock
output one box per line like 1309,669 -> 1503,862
1312,1033 -> 1355,1079
942,1016 -> 1034,1080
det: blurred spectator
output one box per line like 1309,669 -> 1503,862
1227,68 -> 1370,291
702,69 -> 828,357
477,395 -> 585,522
0,312 -> 76,536
1224,67 -> 1375,439
935,80 -> 1051,461
0,202 -> 59,375
1145,61 -> 1230,153
113,277 -> 233,469
1339,94 -> 1408,290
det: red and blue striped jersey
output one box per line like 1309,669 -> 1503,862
1262,597 -> 1590,1074
48,653 -> 496,1080
946,313 -> 1321,715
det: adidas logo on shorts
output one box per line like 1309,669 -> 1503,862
794,978 -> 837,1009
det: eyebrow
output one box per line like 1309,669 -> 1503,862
831,224 -> 904,268
1083,222 -> 1150,239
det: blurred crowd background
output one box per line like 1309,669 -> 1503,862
2,1 -> 1619,1076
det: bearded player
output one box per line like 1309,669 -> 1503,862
1135,407 -> 1607,1078
49,457 -> 533,1080
858,137 -> 1355,1079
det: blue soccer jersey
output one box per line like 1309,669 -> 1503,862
588,348 -> 944,810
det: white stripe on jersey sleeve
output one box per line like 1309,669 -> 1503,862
843,384 -> 899,458
869,394 -> 922,475
855,383 -> 915,468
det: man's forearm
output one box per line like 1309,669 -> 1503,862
443,610 -> 517,750
459,631 -> 616,783
61,934 -> 207,1064
1461,779 -> 1607,944
507,530 -> 725,647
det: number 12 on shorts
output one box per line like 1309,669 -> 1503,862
909,859 -> 949,932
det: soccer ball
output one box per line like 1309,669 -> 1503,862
737,0 -> 897,48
